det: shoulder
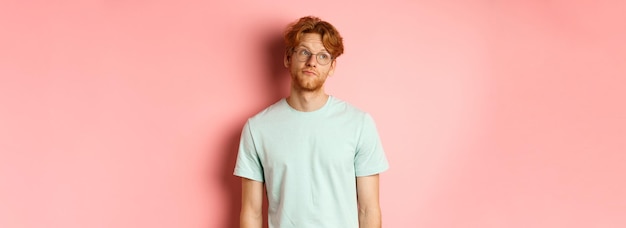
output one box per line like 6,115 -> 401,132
327,96 -> 372,119
328,96 -> 365,113
246,99 -> 289,126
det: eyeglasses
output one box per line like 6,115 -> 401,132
292,48 -> 333,65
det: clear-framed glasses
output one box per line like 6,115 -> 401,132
292,48 -> 333,65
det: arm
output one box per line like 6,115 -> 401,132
356,174 -> 382,228
240,177 -> 264,228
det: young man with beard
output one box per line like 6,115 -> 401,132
234,16 -> 389,228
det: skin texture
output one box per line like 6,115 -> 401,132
283,33 -> 335,112
240,33 -> 382,228
240,178 -> 263,228
357,174 -> 382,228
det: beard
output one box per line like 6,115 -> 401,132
292,73 -> 326,92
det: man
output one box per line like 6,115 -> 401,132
234,16 -> 389,228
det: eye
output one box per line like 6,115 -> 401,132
299,49 -> 311,56
319,53 -> 331,60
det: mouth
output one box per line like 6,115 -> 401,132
302,69 -> 317,76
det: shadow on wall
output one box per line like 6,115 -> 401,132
263,26 -> 291,101
216,24 -> 289,228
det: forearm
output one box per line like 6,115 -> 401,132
240,211 -> 262,228
358,207 -> 382,228
240,178 -> 264,228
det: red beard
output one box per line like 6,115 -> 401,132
293,73 -> 325,91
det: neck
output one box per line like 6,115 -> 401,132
286,88 -> 329,112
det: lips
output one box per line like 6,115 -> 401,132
302,69 -> 317,76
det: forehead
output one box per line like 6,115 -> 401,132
297,33 -> 327,52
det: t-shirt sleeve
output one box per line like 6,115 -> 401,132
233,120 -> 265,182
354,113 -> 389,177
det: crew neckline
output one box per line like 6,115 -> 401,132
284,95 -> 333,114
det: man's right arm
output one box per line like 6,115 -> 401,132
240,177 -> 264,228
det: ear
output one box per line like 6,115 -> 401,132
284,53 -> 290,68
328,59 -> 337,76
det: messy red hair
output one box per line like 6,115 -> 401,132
284,16 -> 344,59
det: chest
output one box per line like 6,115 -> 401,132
256,120 -> 360,171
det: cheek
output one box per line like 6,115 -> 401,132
321,66 -> 333,75
288,64 -> 300,77
289,62 -> 304,72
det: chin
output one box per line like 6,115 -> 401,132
292,74 -> 326,91
297,82 -> 323,92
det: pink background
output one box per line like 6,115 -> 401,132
1,1 -> 625,227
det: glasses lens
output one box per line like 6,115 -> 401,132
296,49 -> 308,62
317,53 -> 331,65
294,49 -> 332,65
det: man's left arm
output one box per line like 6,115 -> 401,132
356,174 -> 382,228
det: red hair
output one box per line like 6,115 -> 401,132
284,16 -> 344,59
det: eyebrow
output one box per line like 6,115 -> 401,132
296,45 -> 329,53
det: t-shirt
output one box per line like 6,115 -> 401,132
234,96 -> 389,228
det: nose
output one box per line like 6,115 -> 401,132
305,54 -> 317,67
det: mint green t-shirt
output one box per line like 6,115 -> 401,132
234,96 -> 389,228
